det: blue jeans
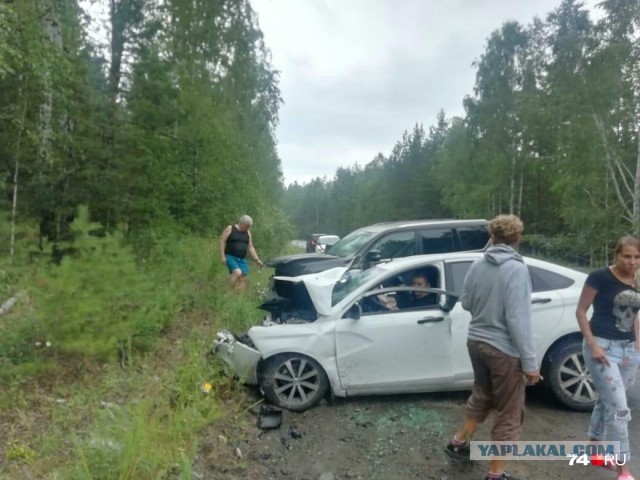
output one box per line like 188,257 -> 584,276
583,337 -> 640,462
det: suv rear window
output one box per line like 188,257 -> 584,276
456,226 -> 490,250
419,228 -> 456,254
371,231 -> 417,259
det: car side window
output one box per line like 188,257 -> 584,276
419,228 -> 456,254
395,266 -> 441,311
369,231 -> 416,259
444,261 -> 473,295
456,226 -> 490,250
528,265 -> 574,292
360,266 -> 441,315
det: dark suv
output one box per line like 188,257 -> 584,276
270,219 -> 489,277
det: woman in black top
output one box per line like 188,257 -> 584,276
576,236 -> 640,480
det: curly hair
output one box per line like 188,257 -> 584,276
488,214 -> 524,245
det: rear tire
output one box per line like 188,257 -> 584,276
261,353 -> 329,412
546,340 -> 597,412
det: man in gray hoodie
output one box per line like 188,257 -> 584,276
445,214 -> 541,480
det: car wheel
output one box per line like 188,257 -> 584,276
546,340 -> 597,412
261,354 -> 329,412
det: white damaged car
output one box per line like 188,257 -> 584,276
213,253 -> 594,412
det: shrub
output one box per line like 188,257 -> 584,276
25,207 -> 178,364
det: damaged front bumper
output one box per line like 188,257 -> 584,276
212,330 -> 261,385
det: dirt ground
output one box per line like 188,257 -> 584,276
196,383 -> 640,480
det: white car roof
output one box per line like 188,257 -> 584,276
273,252 -> 587,317
373,252 -> 587,281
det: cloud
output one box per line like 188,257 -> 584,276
252,0 -> 602,185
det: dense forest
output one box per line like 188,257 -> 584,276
0,1 -> 638,477
283,0 -> 640,265
0,2 -> 291,477
0,0 -> 288,259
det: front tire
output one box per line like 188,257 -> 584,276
546,340 -> 597,412
261,353 -> 329,412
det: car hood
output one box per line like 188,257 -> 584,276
268,253 -> 352,276
268,267 -> 348,316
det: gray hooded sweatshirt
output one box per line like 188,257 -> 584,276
461,243 -> 537,372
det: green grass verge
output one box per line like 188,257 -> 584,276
0,234 -> 276,479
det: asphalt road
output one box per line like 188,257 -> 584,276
226,381 -> 640,480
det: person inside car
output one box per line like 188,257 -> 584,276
398,271 -> 439,308
374,269 -> 438,311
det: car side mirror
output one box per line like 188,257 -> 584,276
346,302 -> 362,320
364,250 -> 381,269
440,294 -> 459,312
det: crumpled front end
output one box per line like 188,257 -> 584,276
262,266 -> 349,324
212,330 -> 262,385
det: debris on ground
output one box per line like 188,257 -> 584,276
259,404 -> 283,430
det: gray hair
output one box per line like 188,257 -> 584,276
238,214 -> 253,226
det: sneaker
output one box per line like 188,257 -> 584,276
618,474 -> 635,480
484,473 -> 516,480
445,439 -> 470,457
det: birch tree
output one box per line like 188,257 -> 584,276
589,0 -> 640,232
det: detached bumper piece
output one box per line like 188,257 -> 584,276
213,330 -> 261,385
259,404 -> 283,429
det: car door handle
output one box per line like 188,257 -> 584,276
417,316 -> 444,324
532,298 -> 552,304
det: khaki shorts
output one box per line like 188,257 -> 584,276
465,340 -> 526,441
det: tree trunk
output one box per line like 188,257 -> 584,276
109,0 -> 126,126
10,144 -> 20,264
634,121 -> 640,235
38,2 -> 63,164
593,113 -> 633,222
10,76 -> 29,264
633,53 -> 640,235
517,166 -> 524,218
632,10 -> 640,235
509,153 -> 516,214
105,0 -> 134,228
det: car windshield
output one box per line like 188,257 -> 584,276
331,266 -> 384,306
326,230 -> 376,258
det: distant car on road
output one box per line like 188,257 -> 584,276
314,234 -> 340,253
274,219 -> 490,277
305,234 -> 325,253
214,252 -> 594,413
306,233 -> 340,253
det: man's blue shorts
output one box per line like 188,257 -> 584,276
226,255 -> 249,276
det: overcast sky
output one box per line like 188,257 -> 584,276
250,0 -> 601,186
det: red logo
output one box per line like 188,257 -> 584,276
590,454 -> 604,466
591,454 -> 617,467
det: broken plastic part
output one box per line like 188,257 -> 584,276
259,404 -> 282,429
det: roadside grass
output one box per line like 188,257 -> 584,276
0,237 -> 276,479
